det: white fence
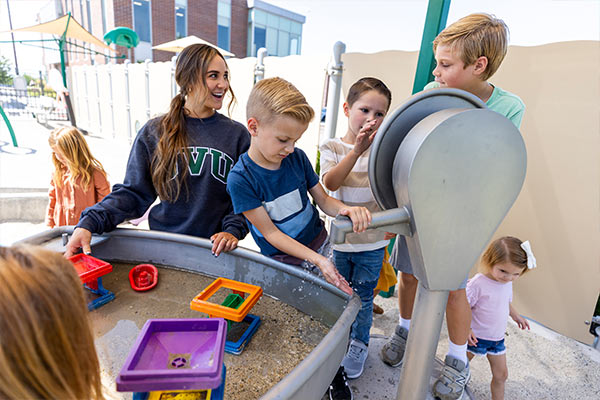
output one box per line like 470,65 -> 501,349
68,53 -> 331,164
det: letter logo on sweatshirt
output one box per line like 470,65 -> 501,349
186,147 -> 233,184
210,149 -> 233,184
187,147 -> 209,175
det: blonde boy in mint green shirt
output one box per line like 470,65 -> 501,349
425,81 -> 525,128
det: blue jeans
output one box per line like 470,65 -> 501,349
334,248 -> 385,346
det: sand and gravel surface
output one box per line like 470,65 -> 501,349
356,293 -> 600,400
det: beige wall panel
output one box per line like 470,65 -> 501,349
490,41 -> 600,344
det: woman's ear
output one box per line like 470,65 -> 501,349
247,117 -> 259,136
473,56 -> 489,77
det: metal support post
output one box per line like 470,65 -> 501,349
396,285 -> 449,400
324,41 -> 345,139
254,47 -> 267,82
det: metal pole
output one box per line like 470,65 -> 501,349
323,41 -> 345,139
124,59 -> 132,142
144,59 -> 151,120
254,47 -> 267,82
396,285 -> 449,400
5,0 -> 19,75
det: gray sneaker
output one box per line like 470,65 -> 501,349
432,355 -> 471,400
341,339 -> 368,379
380,325 -> 408,367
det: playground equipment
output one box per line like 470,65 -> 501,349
19,227 -> 360,400
116,318 -> 227,399
330,88 -> 527,399
68,253 -> 115,310
191,277 -> 263,354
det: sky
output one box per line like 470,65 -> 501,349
0,0 -> 599,76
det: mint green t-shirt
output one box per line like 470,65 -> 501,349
423,81 -> 525,128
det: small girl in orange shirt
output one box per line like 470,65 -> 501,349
46,126 -> 110,228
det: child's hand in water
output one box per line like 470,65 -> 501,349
468,329 -> 478,346
353,119 -> 379,155
317,257 -> 353,295
338,206 -> 372,233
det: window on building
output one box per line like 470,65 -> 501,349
175,0 -> 187,39
217,0 -> 231,51
248,8 -> 303,57
133,0 -> 151,43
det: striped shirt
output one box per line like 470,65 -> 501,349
320,138 -> 389,252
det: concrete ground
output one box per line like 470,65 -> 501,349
2,117 -> 599,399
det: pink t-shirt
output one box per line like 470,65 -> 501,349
466,273 -> 513,341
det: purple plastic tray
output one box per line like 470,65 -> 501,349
116,318 -> 227,392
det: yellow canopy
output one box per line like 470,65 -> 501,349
6,14 -> 114,52
153,35 -> 234,57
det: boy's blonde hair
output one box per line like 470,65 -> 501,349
433,13 -> 509,81
480,236 -> 529,275
49,126 -> 107,189
0,245 -> 103,399
247,77 -> 314,124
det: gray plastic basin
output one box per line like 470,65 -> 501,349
18,227 -> 360,400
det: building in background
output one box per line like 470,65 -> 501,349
54,0 -> 304,64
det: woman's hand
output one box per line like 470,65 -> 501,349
468,329 -> 478,346
353,120 -> 378,155
316,256 -> 353,295
210,232 -> 238,257
64,227 -> 92,258
338,206 -> 372,233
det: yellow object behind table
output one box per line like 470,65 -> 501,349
375,247 -> 398,292
148,389 -> 211,400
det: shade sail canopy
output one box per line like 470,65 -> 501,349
5,14 -> 114,52
152,35 -> 234,57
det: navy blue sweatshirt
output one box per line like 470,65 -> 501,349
78,112 -> 250,239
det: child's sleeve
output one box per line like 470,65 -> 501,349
45,178 -> 56,228
93,169 -> 111,203
319,139 -> 337,179
78,126 -> 157,233
226,168 -> 263,215
466,277 -> 480,307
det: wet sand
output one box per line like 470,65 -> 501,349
90,263 -> 328,399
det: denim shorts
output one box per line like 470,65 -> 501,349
467,337 -> 506,356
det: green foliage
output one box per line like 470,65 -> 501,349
0,56 -> 14,85
23,74 -> 35,85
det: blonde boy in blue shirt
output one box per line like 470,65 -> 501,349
380,13 -> 525,400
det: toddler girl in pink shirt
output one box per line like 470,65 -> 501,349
466,236 -> 536,400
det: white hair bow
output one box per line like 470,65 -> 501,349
520,241 -> 537,269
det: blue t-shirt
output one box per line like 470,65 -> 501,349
227,149 -> 324,257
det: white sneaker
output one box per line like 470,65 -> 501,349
341,339 -> 368,379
